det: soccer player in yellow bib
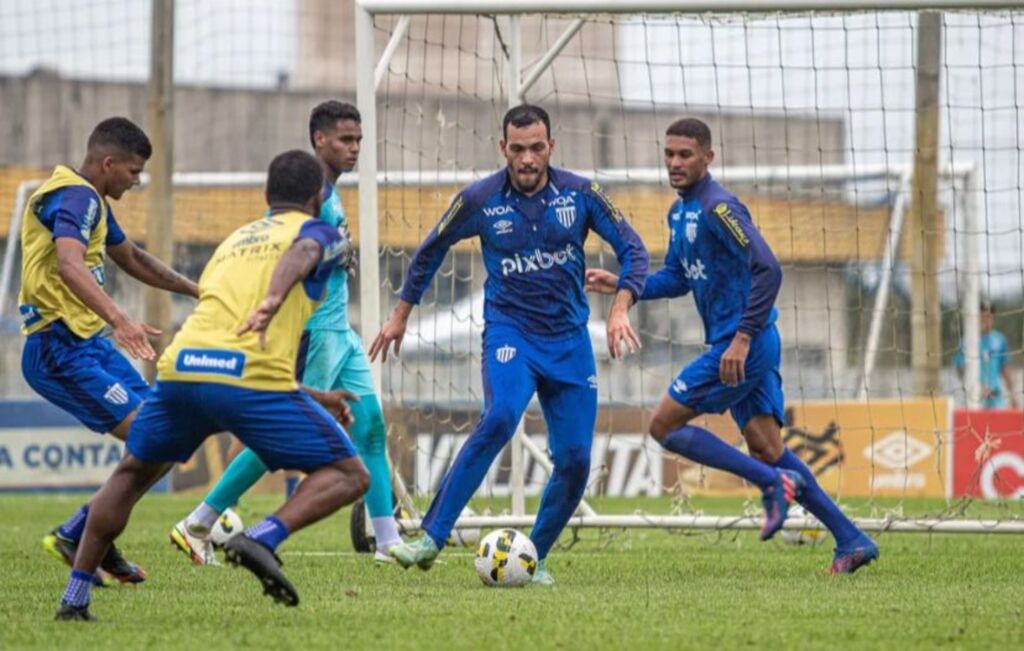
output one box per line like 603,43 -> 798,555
171,101 -> 403,566
54,151 -> 370,621
21,117 -> 199,585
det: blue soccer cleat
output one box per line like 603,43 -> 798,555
531,559 -> 554,586
831,534 -> 879,574
760,469 -> 805,541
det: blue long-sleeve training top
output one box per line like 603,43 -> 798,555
640,173 -> 781,344
400,166 -> 649,338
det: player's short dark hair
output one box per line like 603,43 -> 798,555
308,100 -> 361,148
981,301 -> 995,314
87,117 -> 152,160
502,104 -> 551,140
266,150 -> 323,206
666,118 -> 712,150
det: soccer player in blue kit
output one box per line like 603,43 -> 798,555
370,105 -> 649,585
54,151 -> 369,620
587,118 -> 879,573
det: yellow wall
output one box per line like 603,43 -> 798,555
1,167 -> 907,261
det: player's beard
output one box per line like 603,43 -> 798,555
513,165 -> 543,194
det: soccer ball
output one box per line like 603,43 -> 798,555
447,506 -> 481,548
210,508 -> 244,548
780,505 -> 827,546
474,529 -> 538,587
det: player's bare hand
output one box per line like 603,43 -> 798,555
311,389 -> 360,426
585,268 -> 619,295
237,296 -> 283,350
607,307 -> 641,360
369,302 -> 412,362
112,317 -> 161,361
719,333 -> 751,387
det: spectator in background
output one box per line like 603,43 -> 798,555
957,302 -> 1018,409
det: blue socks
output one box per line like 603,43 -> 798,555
773,449 -> 861,545
205,448 -> 269,513
284,476 -> 300,499
660,425 -> 778,488
61,569 -> 95,607
58,505 -> 89,542
245,516 -> 290,552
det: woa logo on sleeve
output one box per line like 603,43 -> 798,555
175,349 -> 246,377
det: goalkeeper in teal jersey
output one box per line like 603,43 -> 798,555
170,101 -> 403,564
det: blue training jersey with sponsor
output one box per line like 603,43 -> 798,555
304,180 -> 351,331
400,167 -> 649,338
640,173 -> 781,344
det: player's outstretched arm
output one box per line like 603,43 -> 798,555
584,269 -> 642,358
55,237 -> 160,360
371,190 -> 478,363
237,237 -> 324,350
107,240 -> 199,298
369,300 -> 413,362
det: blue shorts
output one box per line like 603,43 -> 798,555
22,322 -> 150,433
126,381 -> 357,472
667,325 -> 784,432
481,323 -> 598,447
296,328 -> 376,396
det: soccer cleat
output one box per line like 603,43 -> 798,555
531,559 -> 554,586
388,535 -> 440,571
760,469 -> 805,541
100,543 -> 146,584
831,534 -> 880,574
42,531 -> 112,587
170,520 -> 219,566
373,549 -> 396,565
223,535 -> 299,607
54,603 -> 97,622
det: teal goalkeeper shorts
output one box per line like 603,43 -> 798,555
297,328 -> 376,397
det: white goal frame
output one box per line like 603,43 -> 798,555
353,0 -> 1024,535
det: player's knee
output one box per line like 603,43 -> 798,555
479,404 -> 519,442
649,413 -> 683,443
336,457 -> 371,496
351,463 -> 371,497
554,445 -> 591,487
747,437 -> 783,464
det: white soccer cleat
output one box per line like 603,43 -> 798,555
170,519 -> 219,566
373,549 -> 396,565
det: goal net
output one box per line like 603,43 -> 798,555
357,2 -> 1024,537
0,1 -> 1021,538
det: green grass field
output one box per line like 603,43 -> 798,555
2,493 -> 1023,650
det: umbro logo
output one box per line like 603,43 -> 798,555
493,219 -> 513,235
672,379 -> 688,394
104,383 -> 130,405
496,345 -> 517,364
588,375 -> 598,390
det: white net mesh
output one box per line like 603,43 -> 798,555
0,3 -> 1021,527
